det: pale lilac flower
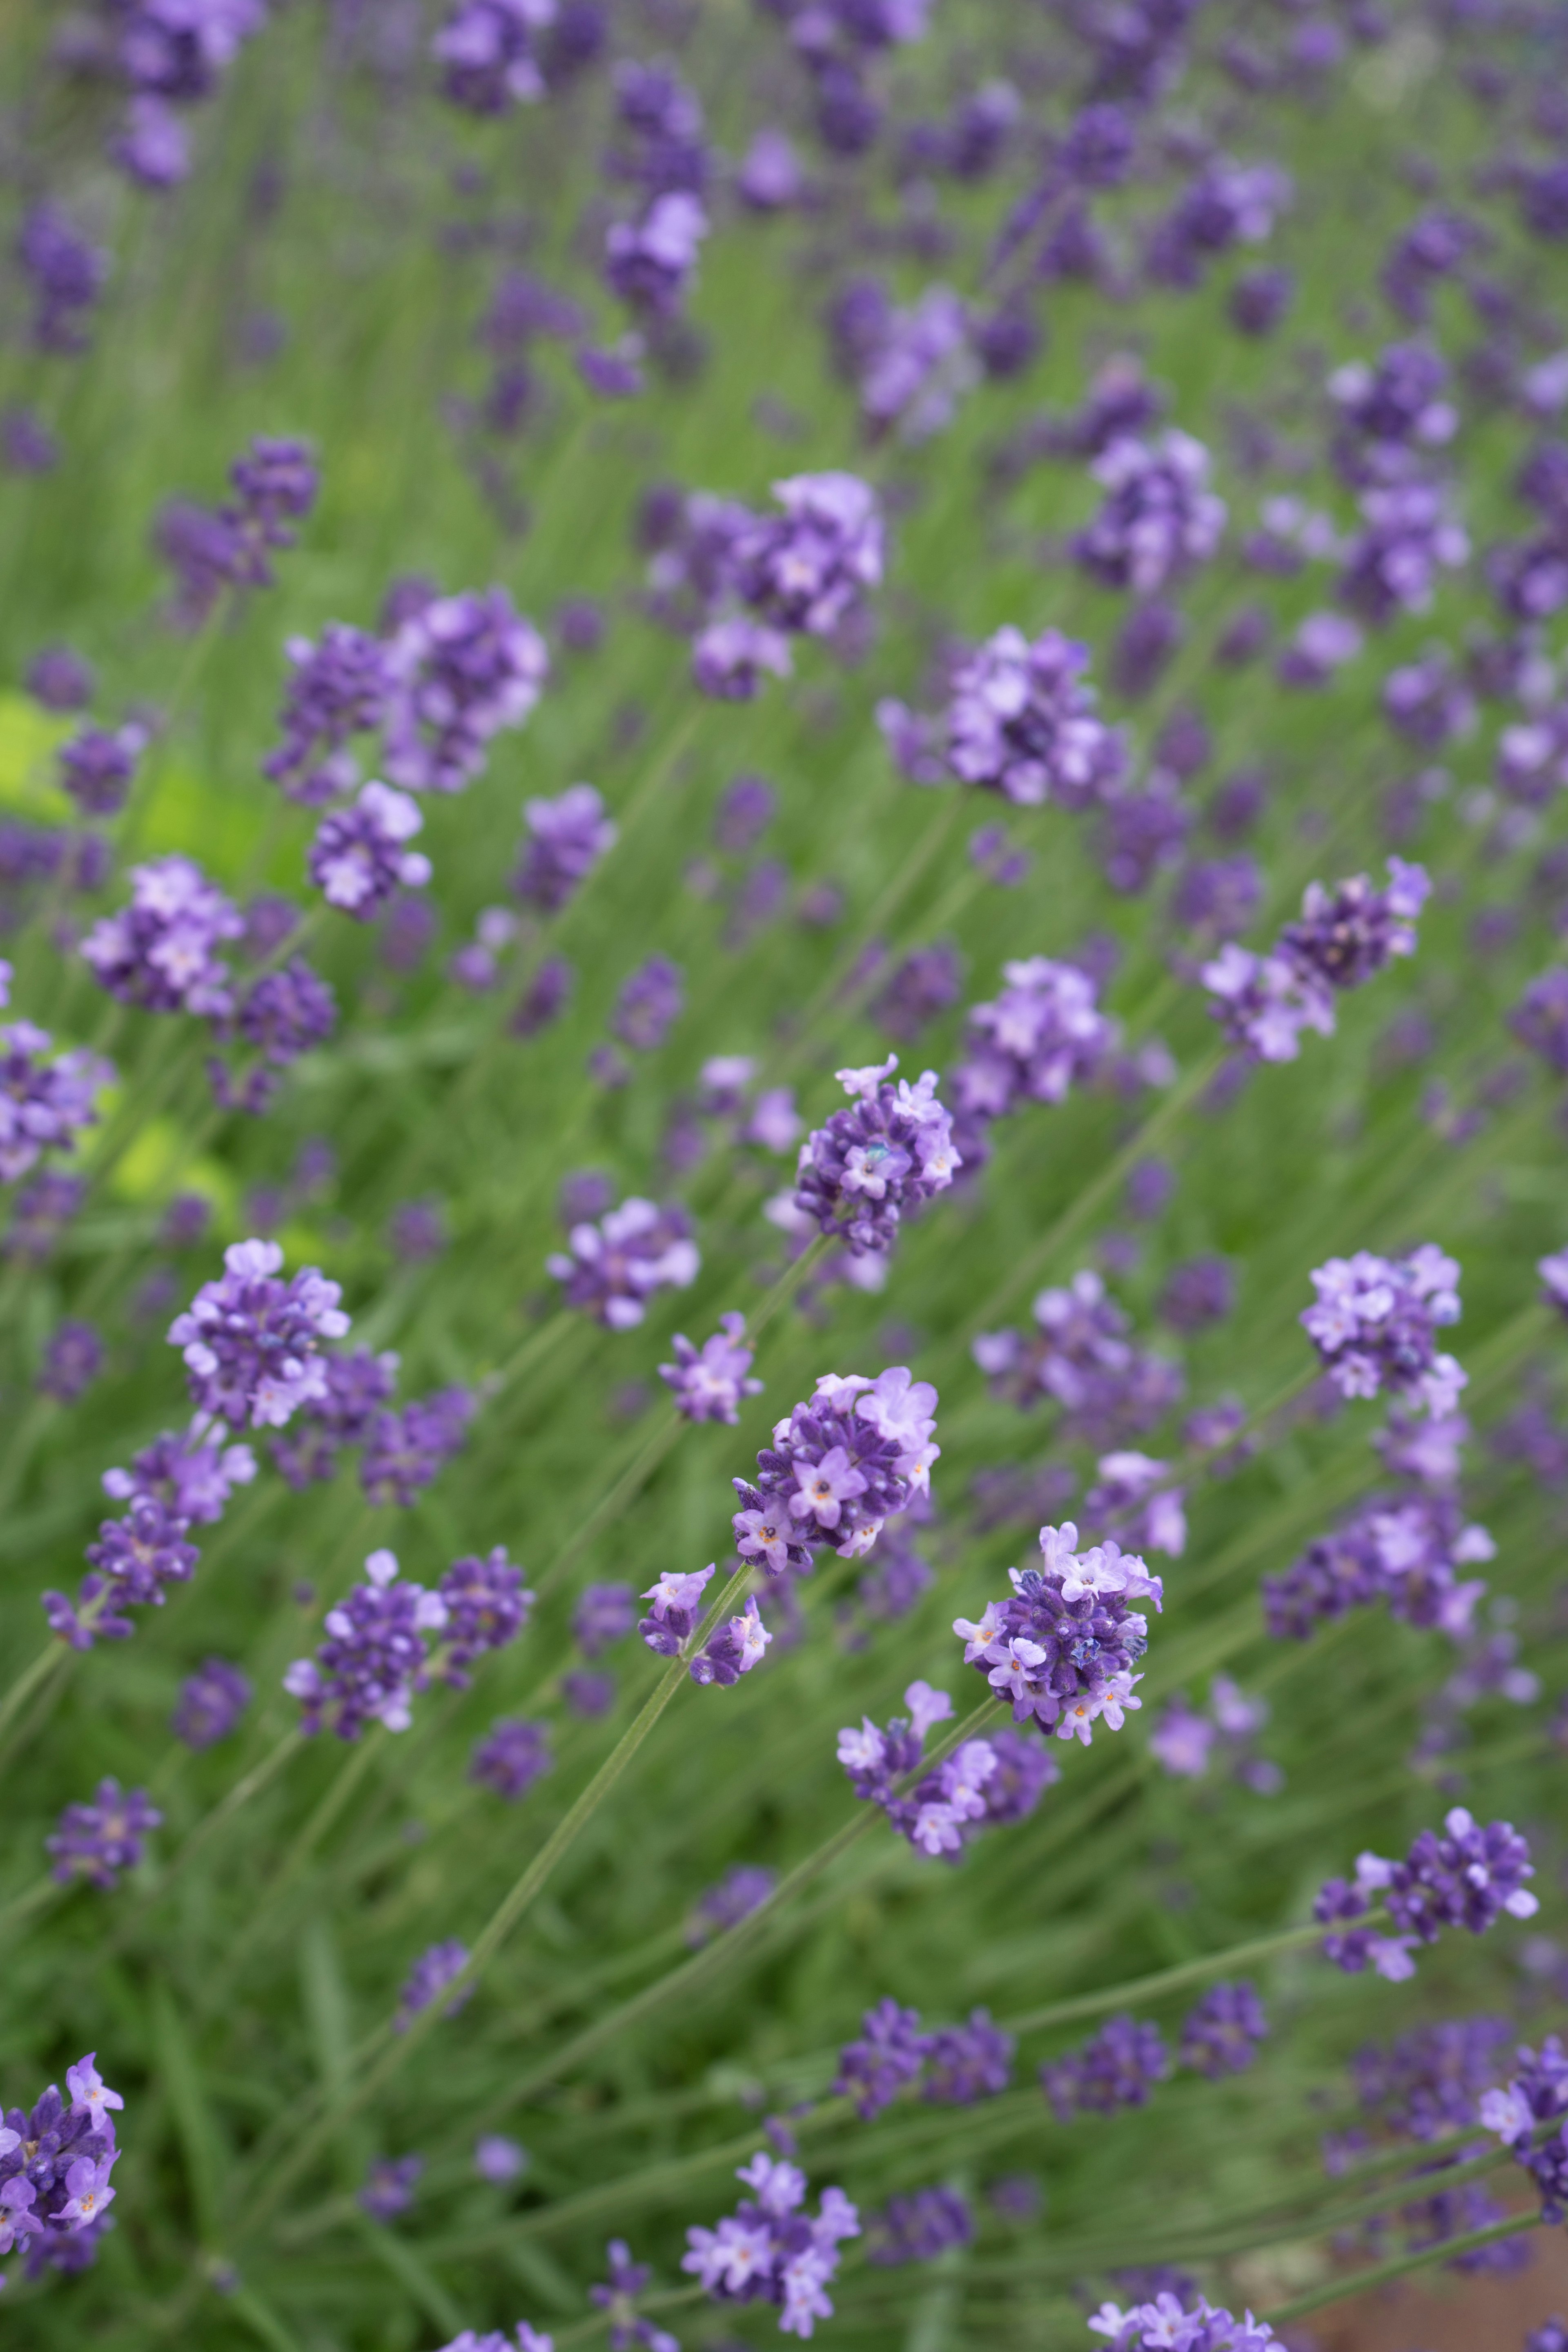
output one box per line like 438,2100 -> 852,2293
660,1314 -> 762,1423
308,782 -> 431,919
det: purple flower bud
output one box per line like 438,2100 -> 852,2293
546,1197 -> 699,1329
394,1939 -> 473,2031
38,1318 -> 103,1403
1074,431 -> 1227,596
172,1657 -> 252,1749
47,1780 -> 161,1889
1178,1982 -> 1268,2078
513,784 -> 617,912
471,1716 -> 553,1799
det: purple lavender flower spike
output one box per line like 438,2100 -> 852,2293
47,1780 -> 161,1889
793,1058 -> 959,1255
472,2133 -> 529,2184
1478,2036 -> 1568,2152
1085,1452 -> 1186,1557
1512,969 -> 1568,1075
283,1549 -> 449,1739
1315,1808 -> 1537,1981
38,1319 -> 103,1403
682,2151 -> 860,2339
18,204 -> 107,355
1338,483 -> 1469,626
865,2186 -> 973,2265
833,2000 -> 931,2119
514,784 -> 617,911
382,588 -> 548,795
1149,1696 -> 1216,1779
547,1197 -> 699,1329
689,1595 -> 773,1688
0,2050 -> 127,2272
612,956 -> 683,1051
972,1272 -> 1182,1444
309,782 -> 431,919
26,645 -> 93,713
1264,1488 -> 1493,1644
470,1717 -> 553,1799
58,723 -> 145,819
360,1386 -> 477,1507
572,1581 -> 636,1659
605,192 -> 709,320
1300,1244 -> 1464,1416
660,1314 -> 762,1423
734,1368 -> 938,1574
1074,430 -> 1227,595
169,1239 -> 350,1430
837,1679 -> 1000,1858
1042,2015 -> 1170,2121
733,472 -> 884,641
638,1564 -> 716,1659
0,1019 -> 113,1183
1179,1984 -> 1268,2078
924,2009 -> 1015,2103
954,1521 -> 1161,1747
360,2154 -> 423,2221
1281,858 -> 1431,991
889,628 -> 1125,808
264,624 -> 392,804
394,1939 -> 473,2031
172,1657 -> 252,1749
692,617 -> 793,700
434,0 -> 557,111
953,958 -> 1119,1124
80,855 -> 245,1017
687,1865 -> 776,1945
1200,942 -> 1335,1064
436,1548 -> 532,1684
1088,2293 -> 1282,2348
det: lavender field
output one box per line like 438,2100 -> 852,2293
2,3 -> 1568,2349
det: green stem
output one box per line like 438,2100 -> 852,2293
1261,2210 -> 1542,2325
1002,1917 -> 1334,2038
0,1642 -> 69,1766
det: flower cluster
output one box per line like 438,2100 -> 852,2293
973,1271 -> 1183,1446
954,1521 -> 1161,1746
264,622 -> 393,804
434,0 -> 557,113
879,626 -> 1125,807
359,1385 -> 477,1508
172,1657 -> 251,1750
1263,1490 -> 1494,1643
1073,430 -> 1228,595
381,588 -> 549,795
1149,1678 -> 1280,1795
659,1314 -> 762,1423
732,1367 -> 938,1571
284,1549 -> 450,1740
1300,1244 -> 1464,1416
546,1196 -> 699,1328
168,1239 -> 351,1430
792,1057 -> 959,1255
1089,2294 -> 1281,2350
514,784 -> 617,912
1042,2015 -> 1171,2120
0,2054 -> 127,2276
470,1717 -> 553,1800
864,2185 -> 973,2265
80,855 -> 244,1017
833,1998 -> 1015,2118
952,958 -> 1120,1123
394,1939 -> 474,2032
0,1021 -> 113,1183
1314,1808 -> 1538,1981
837,1679 -> 1052,1857
1203,858 -> 1431,1062
308,782 -> 432,920
47,1782 -> 161,1889
682,2149 -> 861,2339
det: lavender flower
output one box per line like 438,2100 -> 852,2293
470,1717 -> 553,1799
47,1781 -> 161,1889
687,1866 -> 776,1945
264,623 -> 392,804
436,1548 -> 533,1684
360,2155 -> 423,2221
1338,483 -> 1470,625
612,956 -> 683,1051
692,616 -> 793,701
954,1521 -> 1161,1746
864,2186 -> 972,2265
1074,431 -> 1227,595
1281,857 -> 1431,991
1263,1489 -> 1494,1643
58,724 -> 145,819
514,784 -> 617,911
1511,969 -> 1568,1075
434,0 -> 556,111
1084,1452 -> 1186,1557
0,1020 -> 112,1184
360,1387 -> 477,1507
1042,2015 -> 1170,2120
953,958 -> 1119,1123
637,1564 -> 716,1660
25,645 -> 93,713
731,472 -> 883,643
548,1197 -> 699,1329
1315,1808 -> 1538,1982
682,2150 -> 860,2339
269,1347 -> 398,1488
309,782 -> 431,919
882,628 -> 1124,808
973,1272 -> 1183,1445
793,1057 -> 959,1255
283,1549 -> 449,1739
733,1366 -> 938,1572
0,2054 -> 127,2270
394,1940 -> 474,2031
1088,2294 -> 1282,2349
171,1657 -> 252,1749
18,205 -> 107,355
660,1314 -> 762,1423
1179,1984 -> 1268,2078
1200,942 -> 1334,1065
169,1239 -> 350,1430
924,2009 -> 1015,2103
605,192 -> 709,320
592,2239 -> 680,2352
1300,1244 -> 1464,1415
572,1581 -> 635,1659
834,2000 -> 931,2119
80,855 -> 244,1017
38,1319 -> 104,1404
688,1595 -> 773,1689
382,588 -> 548,795
472,2134 -> 529,2184
837,1679 -> 1000,1858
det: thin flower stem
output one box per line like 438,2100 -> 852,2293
1001,1916 -> 1335,2037
0,1873 -> 63,1944
0,1641 -> 69,1764
1261,2209 -> 1542,2325
787,792 -> 967,1049
532,1412 -> 686,1603
120,1729 -> 305,1931
269,1728 -> 385,1897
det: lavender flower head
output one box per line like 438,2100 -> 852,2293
660,1313 -> 762,1423
434,0 -> 557,112
837,1680 -> 1004,1859
793,1056 -> 960,1255
264,623 -> 392,804
1179,1983 -> 1268,2078
436,1547 -> 533,1684
731,472 -> 884,642
394,1939 -> 474,2031
80,856 -> 244,1017
0,2052 -> 128,2271
954,1521 -> 1161,1746
546,1197 -> 699,1329
682,2148 -> 861,2339
1042,2014 -> 1170,2120
834,1999 -> 931,2118
382,588 -> 548,795
688,1865 -> 776,1944
308,782 -> 432,919
864,2186 -> 973,2265
1315,1807 -> 1538,1982
168,1239 -> 350,1430
283,1549 -> 449,1739
47,1780 -> 161,1889
733,1366 -> 938,1572
973,1270 -> 1183,1445
1088,2294 -> 1281,2349
0,1022 -> 114,1182
514,784 -> 617,912
171,1657 -> 252,1749
953,957 -> 1120,1123
1300,1244 -> 1464,1415
1074,430 -> 1227,596
1280,856 -> 1431,991
935,626 -> 1126,807
470,1717 -> 553,1799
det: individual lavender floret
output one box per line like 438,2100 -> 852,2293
973,1271 -> 1183,1445
734,1366 -> 938,1572
1315,1807 -> 1538,1982
38,1319 -> 103,1403
1179,1984 -> 1268,2079
436,1548 -> 532,1684
283,1548 -> 449,1740
0,1022 -> 113,1183
1084,1452 -> 1186,1558
80,855 -> 245,1017
394,1940 -> 474,2031
953,958 -> 1119,1124
605,192 -> 709,320
1300,1244 -> 1464,1416
612,956 -> 683,1051
638,1564 -> 716,1659
1088,2294 -> 1281,2349
793,1056 -> 959,1256
47,1780 -> 161,1889
834,2000 -> 931,2120
924,2009 -> 1015,2103
682,2149 -> 860,2339
1263,1489 -> 1494,1644
58,723 -> 145,819
660,1314 -> 762,1423
689,1595 -> 773,1688
171,1657 -> 252,1749
1074,431 -> 1227,596
546,1197 -> 699,1329
308,782 -> 431,920
954,1521 -> 1161,1746
514,784 -> 617,911
434,0 -> 557,111
169,1238 -> 350,1430
470,1717 -> 553,1799
864,2186 -> 973,2266
264,623 -> 392,804
592,2238 -> 681,2352
687,1865 -> 776,1945
1041,2015 -> 1170,2121
731,472 -> 884,641
360,1387 -> 477,1508
360,2154 -> 423,2221
382,588 -> 548,795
